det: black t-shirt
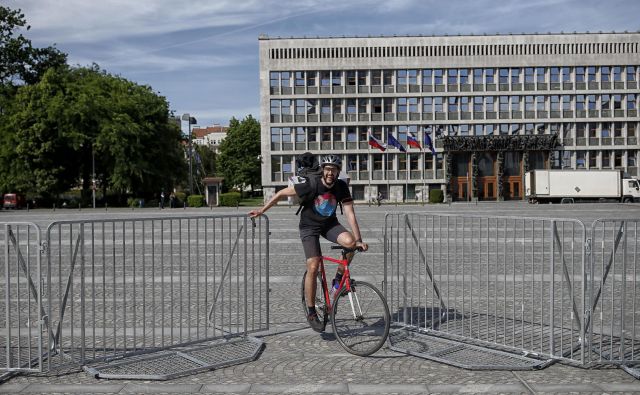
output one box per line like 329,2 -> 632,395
294,177 -> 352,228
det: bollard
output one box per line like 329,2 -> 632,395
184,202 -> 186,209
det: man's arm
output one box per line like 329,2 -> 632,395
341,200 -> 368,251
248,186 -> 297,217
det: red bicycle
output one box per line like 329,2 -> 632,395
301,245 -> 390,356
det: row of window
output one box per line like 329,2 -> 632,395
270,149 -> 638,175
270,122 -> 639,143
270,94 -> 639,116
269,66 -> 640,88
268,41 -> 639,60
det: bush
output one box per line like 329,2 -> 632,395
429,189 -> 444,204
187,195 -> 205,207
127,197 -> 145,208
219,192 -> 241,207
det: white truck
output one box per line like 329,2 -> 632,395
525,169 -> 640,203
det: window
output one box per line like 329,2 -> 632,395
460,97 -> 469,112
614,151 -> 623,168
485,96 -> 495,112
408,69 -> 418,85
270,72 -> 280,87
473,96 -> 483,112
459,69 -> 469,84
536,67 -> 545,83
613,66 -> 622,82
550,67 -> 560,83
295,99 -> 305,114
536,95 -> 545,111
332,99 -> 342,114
346,71 -> 356,86
485,68 -> 494,84
448,69 -> 458,85
306,71 -> 316,86
525,67 -> 534,83
397,69 -> 407,85
408,97 -> 418,113
613,95 -> 622,110
358,98 -> 367,114
525,123 -> 534,135
307,99 -> 316,114
307,127 -> 317,142
398,98 -> 408,113
333,127 -> 343,143
562,95 -> 571,110
422,69 -> 432,85
511,68 -> 520,84
600,66 -> 610,82
383,70 -> 393,85
576,95 -> 585,111
358,70 -> 367,86
628,94 -> 637,110
347,154 -> 357,171
628,150 -> 637,167
474,124 -> 484,135
434,97 -> 444,113
359,154 -> 369,170
271,127 -> 280,142
295,127 -> 305,142
321,99 -> 331,114
561,67 -> 571,82
499,124 -> 509,135
576,123 -> 586,138
270,100 -> 280,115
499,96 -> 509,111
346,99 -> 356,114
384,98 -> 393,113
614,122 -> 623,137
281,72 -> 290,87
627,66 -> 637,82
576,151 -> 586,168
587,66 -> 597,82
281,127 -> 291,143
423,97 -> 432,113
629,123 -> 636,137
589,150 -> 597,168
347,127 -> 357,142
576,67 -> 585,83
587,95 -> 596,110
321,127 -> 331,142
295,71 -> 305,86
371,70 -> 382,85
448,97 -> 458,112
525,96 -> 534,111
601,122 -> 611,138
320,71 -> 331,86
332,71 -> 342,86
473,68 -> 483,84
281,100 -> 291,115
499,68 -> 509,84
550,95 -> 560,111
511,96 -> 520,112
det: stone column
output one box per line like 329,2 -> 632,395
496,151 -> 504,201
444,153 -> 452,202
470,151 -> 478,200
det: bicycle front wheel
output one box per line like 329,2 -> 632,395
331,280 -> 390,356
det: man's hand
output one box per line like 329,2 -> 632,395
356,240 -> 368,252
248,208 -> 264,218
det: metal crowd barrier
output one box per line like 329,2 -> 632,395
586,219 -> 640,366
1,214 -> 269,376
385,213 -> 587,366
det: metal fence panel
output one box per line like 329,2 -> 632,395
43,214 -> 269,371
587,219 -> 640,366
385,213 -> 586,365
0,223 -> 44,372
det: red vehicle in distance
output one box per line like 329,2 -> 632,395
3,193 -> 26,209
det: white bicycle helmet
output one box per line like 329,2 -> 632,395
320,154 -> 342,171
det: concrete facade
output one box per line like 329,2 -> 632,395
258,32 -> 640,202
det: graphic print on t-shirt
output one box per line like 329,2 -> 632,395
313,192 -> 337,217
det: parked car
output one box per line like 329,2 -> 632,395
3,193 -> 26,209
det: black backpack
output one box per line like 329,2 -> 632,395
289,152 -> 343,215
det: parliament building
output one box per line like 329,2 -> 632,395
258,32 -> 640,202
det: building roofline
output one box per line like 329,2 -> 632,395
258,31 -> 640,40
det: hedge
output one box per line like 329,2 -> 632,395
219,192 -> 242,207
429,189 -> 444,204
187,195 -> 205,207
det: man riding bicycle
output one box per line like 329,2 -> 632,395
248,154 -> 368,331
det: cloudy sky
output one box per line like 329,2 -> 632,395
6,0 -> 640,127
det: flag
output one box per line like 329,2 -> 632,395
387,133 -> 406,152
424,131 -> 436,155
368,134 -> 387,152
407,132 -> 421,149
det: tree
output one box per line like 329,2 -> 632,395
217,115 -> 261,193
0,65 -> 186,201
0,6 -> 67,86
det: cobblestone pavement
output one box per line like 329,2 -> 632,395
2,203 -> 640,394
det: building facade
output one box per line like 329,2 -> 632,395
258,33 -> 640,202
192,125 -> 228,152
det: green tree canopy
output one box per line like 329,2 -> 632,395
0,65 -> 186,200
217,115 -> 261,192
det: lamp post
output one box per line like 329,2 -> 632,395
92,144 -> 96,209
182,113 -> 197,194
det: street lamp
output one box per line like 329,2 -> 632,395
182,113 -> 198,194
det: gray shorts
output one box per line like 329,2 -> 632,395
299,222 -> 348,259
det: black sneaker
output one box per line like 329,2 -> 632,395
307,312 -> 324,332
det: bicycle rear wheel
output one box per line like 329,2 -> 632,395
301,270 -> 328,329
331,280 -> 390,356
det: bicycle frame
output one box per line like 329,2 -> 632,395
317,251 -> 354,314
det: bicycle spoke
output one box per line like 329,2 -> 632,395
332,281 -> 390,356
